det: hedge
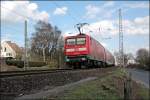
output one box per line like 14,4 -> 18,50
6,60 -> 47,68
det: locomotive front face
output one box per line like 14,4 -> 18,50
64,35 -> 89,63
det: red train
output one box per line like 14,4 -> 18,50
64,33 -> 115,68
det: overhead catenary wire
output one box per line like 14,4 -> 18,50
53,2 -> 93,33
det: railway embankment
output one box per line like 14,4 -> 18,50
47,68 -> 149,100
0,67 -> 115,100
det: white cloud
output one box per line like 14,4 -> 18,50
34,11 -> 49,21
80,16 -> 149,37
124,2 -> 149,8
82,20 -> 117,37
1,1 -> 49,23
84,2 -> 115,19
85,5 -> 100,19
102,1 -> 115,8
53,6 -> 68,15
124,16 -> 149,35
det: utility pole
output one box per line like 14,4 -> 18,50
59,46 -> 61,68
43,48 -> 46,62
119,9 -> 124,67
24,20 -> 28,70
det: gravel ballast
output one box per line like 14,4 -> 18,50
0,67 -> 115,100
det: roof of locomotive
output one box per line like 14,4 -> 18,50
65,33 -> 88,39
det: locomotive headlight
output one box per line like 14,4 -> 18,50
66,48 -> 75,52
78,47 -> 87,51
81,58 -> 86,61
66,59 -> 70,61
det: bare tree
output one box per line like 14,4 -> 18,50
31,20 -> 61,61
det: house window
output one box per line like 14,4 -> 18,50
4,47 -> 6,52
9,53 -> 12,56
6,53 -> 12,56
6,53 -> 9,56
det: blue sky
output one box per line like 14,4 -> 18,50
1,1 -> 149,56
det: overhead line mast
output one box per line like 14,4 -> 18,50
119,9 -> 124,66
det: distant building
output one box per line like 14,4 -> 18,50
127,59 -> 136,65
1,41 -> 23,58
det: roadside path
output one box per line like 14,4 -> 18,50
126,68 -> 149,88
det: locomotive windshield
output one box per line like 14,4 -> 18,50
77,37 -> 86,45
66,38 -> 76,45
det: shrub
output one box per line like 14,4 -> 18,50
5,59 -> 47,68
29,61 -> 47,67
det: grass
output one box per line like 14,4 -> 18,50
58,78 -> 120,100
137,84 -> 150,100
47,67 -> 149,100
53,68 -> 126,100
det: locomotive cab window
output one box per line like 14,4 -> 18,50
66,38 -> 76,45
77,37 -> 86,45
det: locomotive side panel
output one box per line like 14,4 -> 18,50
105,49 -> 115,65
89,37 -> 105,62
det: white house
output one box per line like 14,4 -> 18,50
127,59 -> 136,65
1,41 -> 23,58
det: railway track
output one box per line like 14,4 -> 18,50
0,67 -> 116,78
0,68 -> 73,78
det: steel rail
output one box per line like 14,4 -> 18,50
0,68 -> 73,78
0,67 -> 115,78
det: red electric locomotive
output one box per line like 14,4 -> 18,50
64,33 -> 115,68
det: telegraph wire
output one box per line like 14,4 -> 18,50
2,24 -> 23,33
53,2 -> 93,34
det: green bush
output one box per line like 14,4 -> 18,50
29,61 -> 47,67
5,59 -> 47,68
5,60 -> 13,65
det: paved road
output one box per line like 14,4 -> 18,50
126,68 -> 149,88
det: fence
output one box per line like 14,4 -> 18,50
124,72 -> 132,100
